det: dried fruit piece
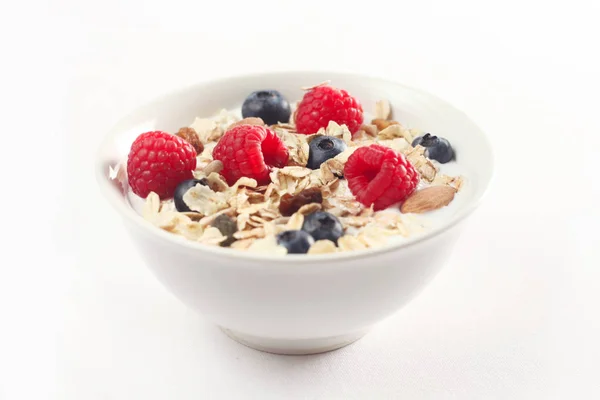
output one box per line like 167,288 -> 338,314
176,127 -> 204,154
400,186 -> 457,214
211,214 -> 238,246
279,187 -> 323,216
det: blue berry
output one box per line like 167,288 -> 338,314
276,230 -> 315,254
301,211 -> 344,244
174,178 -> 208,212
411,133 -> 454,164
306,135 -> 347,170
241,90 -> 291,125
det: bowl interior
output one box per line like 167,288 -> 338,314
96,71 -> 494,260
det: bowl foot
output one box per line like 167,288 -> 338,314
219,327 -> 369,355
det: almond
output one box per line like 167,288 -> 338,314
400,186 -> 457,214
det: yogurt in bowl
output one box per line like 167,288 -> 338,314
96,71 -> 493,354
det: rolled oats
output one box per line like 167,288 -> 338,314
127,93 -> 466,256
338,235 -> 367,252
247,236 -> 287,255
183,184 -> 229,216
374,99 -> 392,120
308,240 -> 338,254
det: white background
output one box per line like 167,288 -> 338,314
1,0 -> 599,398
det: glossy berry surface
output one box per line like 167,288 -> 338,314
412,133 -> 454,164
306,135 -> 347,170
241,90 -> 291,125
127,131 -> 197,199
276,230 -> 315,254
174,178 -> 208,212
301,211 -> 344,244
294,85 -> 363,135
212,124 -> 289,185
344,144 -> 419,211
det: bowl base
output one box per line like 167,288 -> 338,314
219,327 -> 369,355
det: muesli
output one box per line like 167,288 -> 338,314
113,82 -> 465,255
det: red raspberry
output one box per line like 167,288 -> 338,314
344,144 -> 419,211
127,131 -> 197,199
294,85 -> 364,135
212,124 -> 289,185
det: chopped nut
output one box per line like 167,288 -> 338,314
176,127 -> 204,154
203,160 -> 224,176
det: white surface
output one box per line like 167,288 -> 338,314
1,0 -> 599,399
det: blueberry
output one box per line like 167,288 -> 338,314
211,214 -> 237,247
241,90 -> 291,125
276,230 -> 315,254
301,211 -> 344,244
174,178 -> 208,212
411,133 -> 454,164
306,136 -> 348,170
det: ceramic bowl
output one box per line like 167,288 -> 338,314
95,71 -> 494,355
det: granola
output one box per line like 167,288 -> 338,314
119,82 -> 467,255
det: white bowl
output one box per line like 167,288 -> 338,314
95,71 -> 494,355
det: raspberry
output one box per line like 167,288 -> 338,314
212,124 -> 289,185
294,85 -> 364,135
344,144 -> 419,211
127,131 -> 197,199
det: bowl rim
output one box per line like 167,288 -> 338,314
95,70 -> 495,263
